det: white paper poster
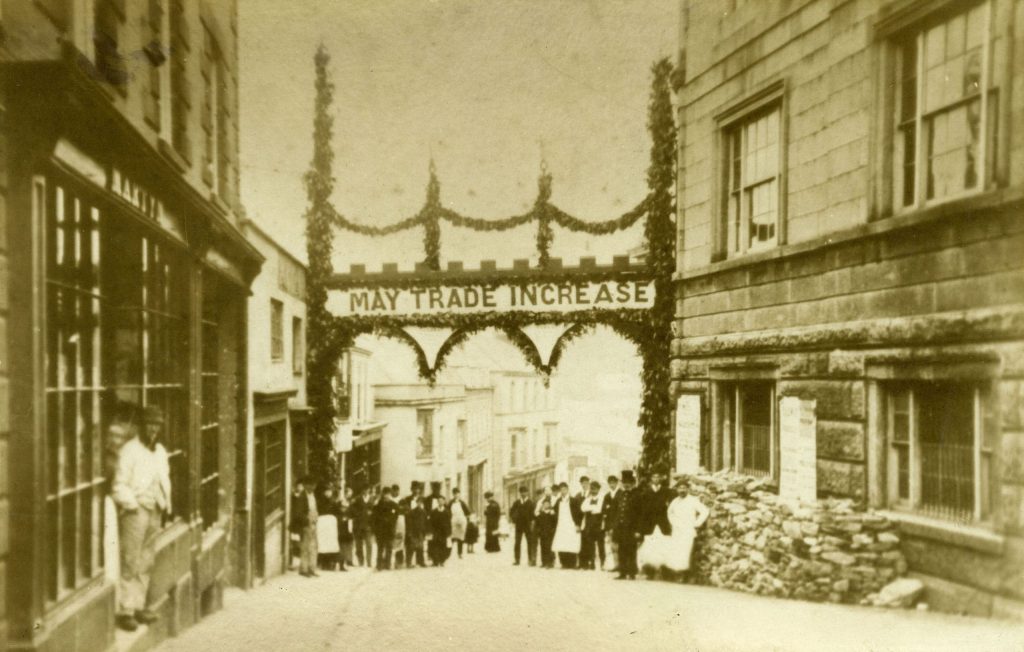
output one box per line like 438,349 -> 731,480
675,394 -> 702,474
333,421 -> 354,453
778,396 -> 817,503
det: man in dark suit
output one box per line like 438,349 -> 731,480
290,475 -> 319,577
603,474 -> 622,572
580,480 -> 606,570
613,470 -> 641,579
372,486 -> 399,570
351,486 -> 375,567
401,481 -> 427,568
510,485 -> 536,566
572,476 -> 589,567
638,471 -> 674,537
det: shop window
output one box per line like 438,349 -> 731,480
199,276 -> 222,529
720,383 -> 776,479
270,298 -> 283,362
43,182 -> 104,602
722,105 -> 782,257
886,382 -> 993,522
41,175 -> 189,603
94,0 -> 127,88
892,1 -> 1001,209
416,409 -> 434,458
292,316 -> 303,374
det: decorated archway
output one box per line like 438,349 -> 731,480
302,46 -> 676,487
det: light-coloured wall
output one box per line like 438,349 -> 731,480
375,385 -> 468,493
489,371 -> 559,504
242,222 -> 306,584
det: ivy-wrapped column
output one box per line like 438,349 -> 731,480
303,45 -> 341,487
638,58 -> 677,475
535,167 -> 554,268
422,162 -> 442,271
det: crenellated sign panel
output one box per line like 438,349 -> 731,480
327,278 -> 655,317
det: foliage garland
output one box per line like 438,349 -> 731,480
304,53 -> 678,487
328,163 -> 649,265
637,58 -> 678,476
303,45 -> 344,486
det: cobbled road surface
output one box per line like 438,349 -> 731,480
154,549 -> 1024,652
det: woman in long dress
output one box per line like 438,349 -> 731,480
427,495 -> 452,566
551,482 -> 581,569
483,492 -> 502,553
663,479 -> 709,581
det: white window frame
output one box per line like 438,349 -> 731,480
885,383 -> 990,523
892,0 -> 999,212
720,383 -> 777,480
714,81 -> 787,261
416,409 -> 434,458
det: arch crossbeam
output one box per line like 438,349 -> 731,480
323,260 -> 655,382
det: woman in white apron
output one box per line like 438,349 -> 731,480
551,482 -> 581,568
663,478 -> 709,581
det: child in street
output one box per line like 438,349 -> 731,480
465,513 -> 480,553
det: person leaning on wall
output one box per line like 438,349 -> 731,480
111,404 -> 171,632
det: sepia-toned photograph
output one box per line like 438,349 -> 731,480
1,0 -> 1023,650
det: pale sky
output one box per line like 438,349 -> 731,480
237,1 -> 677,444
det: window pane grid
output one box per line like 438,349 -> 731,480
200,278 -> 221,529
724,106 -> 780,256
43,182 -> 105,602
416,409 -> 433,458
887,383 -> 984,523
895,1 -> 996,208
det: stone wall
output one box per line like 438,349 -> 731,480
684,472 -> 918,608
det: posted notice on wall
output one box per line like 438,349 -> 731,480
778,396 -> 817,503
675,394 -> 702,475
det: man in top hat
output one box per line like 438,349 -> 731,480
401,481 -> 427,568
612,470 -> 641,580
603,474 -> 623,572
372,486 -> 400,570
111,404 -> 172,631
290,474 -> 320,578
509,485 -> 536,566
572,476 -> 589,565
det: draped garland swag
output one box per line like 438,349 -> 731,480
304,46 -> 677,486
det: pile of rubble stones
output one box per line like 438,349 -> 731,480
682,471 -> 923,608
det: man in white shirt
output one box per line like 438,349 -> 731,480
112,405 -> 171,632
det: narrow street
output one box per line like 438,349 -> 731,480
154,550 -> 1024,652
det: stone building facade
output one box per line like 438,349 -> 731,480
240,220 -> 309,586
672,0 -> 1024,618
0,1 -> 261,650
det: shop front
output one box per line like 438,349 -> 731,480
3,57 -> 261,652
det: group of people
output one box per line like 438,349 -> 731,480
290,468 -> 710,584
508,470 -> 710,581
290,480 -> 508,575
